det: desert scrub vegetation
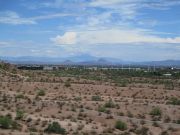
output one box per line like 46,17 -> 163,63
160,131 -> 169,135
91,95 -> 102,101
36,89 -> 46,96
164,81 -> 174,90
104,100 -> 116,108
150,107 -> 162,116
0,115 -> 19,129
15,93 -> 24,99
73,96 -> 82,101
98,105 -> 111,114
0,62 -> 11,71
64,81 -> 71,87
115,120 -> 127,131
135,127 -> 149,135
45,121 -> 66,134
167,97 -> 180,105
15,109 -> 25,120
114,78 -> 129,87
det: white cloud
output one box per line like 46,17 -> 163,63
138,19 -> 158,27
30,13 -> 75,20
87,12 -> 112,27
90,0 -> 122,6
89,0 -> 140,20
0,11 -> 76,25
0,41 -> 10,46
90,0 -> 180,9
0,11 -> 36,25
89,0 -> 180,21
51,29 -> 180,45
50,32 -> 77,45
78,29 -> 180,44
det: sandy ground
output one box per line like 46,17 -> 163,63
0,69 -> 180,135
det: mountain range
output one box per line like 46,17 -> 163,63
1,54 -> 180,67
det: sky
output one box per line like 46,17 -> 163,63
0,0 -> 180,62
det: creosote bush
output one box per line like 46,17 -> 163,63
135,127 -> 149,135
0,115 -> 12,129
98,106 -> 106,112
0,115 -> 19,129
104,100 -> 115,108
150,107 -> 162,116
115,120 -> 127,131
37,89 -> 45,96
15,109 -> 24,120
167,97 -> 180,105
91,95 -> 102,101
164,81 -> 174,90
15,94 -> 24,99
64,81 -> 71,87
45,122 -> 66,134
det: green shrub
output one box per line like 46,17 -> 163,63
11,121 -> 19,129
160,131 -> 169,135
164,82 -> 174,90
127,111 -> 133,118
91,95 -> 102,101
0,115 -> 19,130
15,94 -> 24,99
150,107 -> 162,116
135,127 -> 149,135
0,116 -> 12,129
153,121 -> 159,127
29,127 -> 37,132
119,81 -> 127,87
167,97 -> 180,105
115,120 -> 127,131
176,119 -> 180,124
64,81 -> 71,87
37,89 -> 45,96
45,122 -> 66,134
74,96 -> 82,101
98,106 -> 106,112
16,109 -> 24,120
104,100 -> 115,108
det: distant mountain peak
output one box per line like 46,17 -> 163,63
63,60 -> 73,63
97,58 -> 108,62
1,56 -> 180,67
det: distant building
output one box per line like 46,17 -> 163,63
17,65 -> 43,70
163,73 -> 172,77
87,67 -> 98,70
43,66 -> 53,70
58,66 -> 66,70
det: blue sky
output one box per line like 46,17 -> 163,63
0,0 -> 180,61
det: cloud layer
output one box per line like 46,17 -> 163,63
0,0 -> 180,61
0,11 -> 35,25
51,32 -> 77,45
51,29 -> 180,45
0,11 -> 75,25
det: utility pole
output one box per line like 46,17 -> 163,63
147,65 -> 150,72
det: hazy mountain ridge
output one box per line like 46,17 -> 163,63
1,55 -> 180,66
